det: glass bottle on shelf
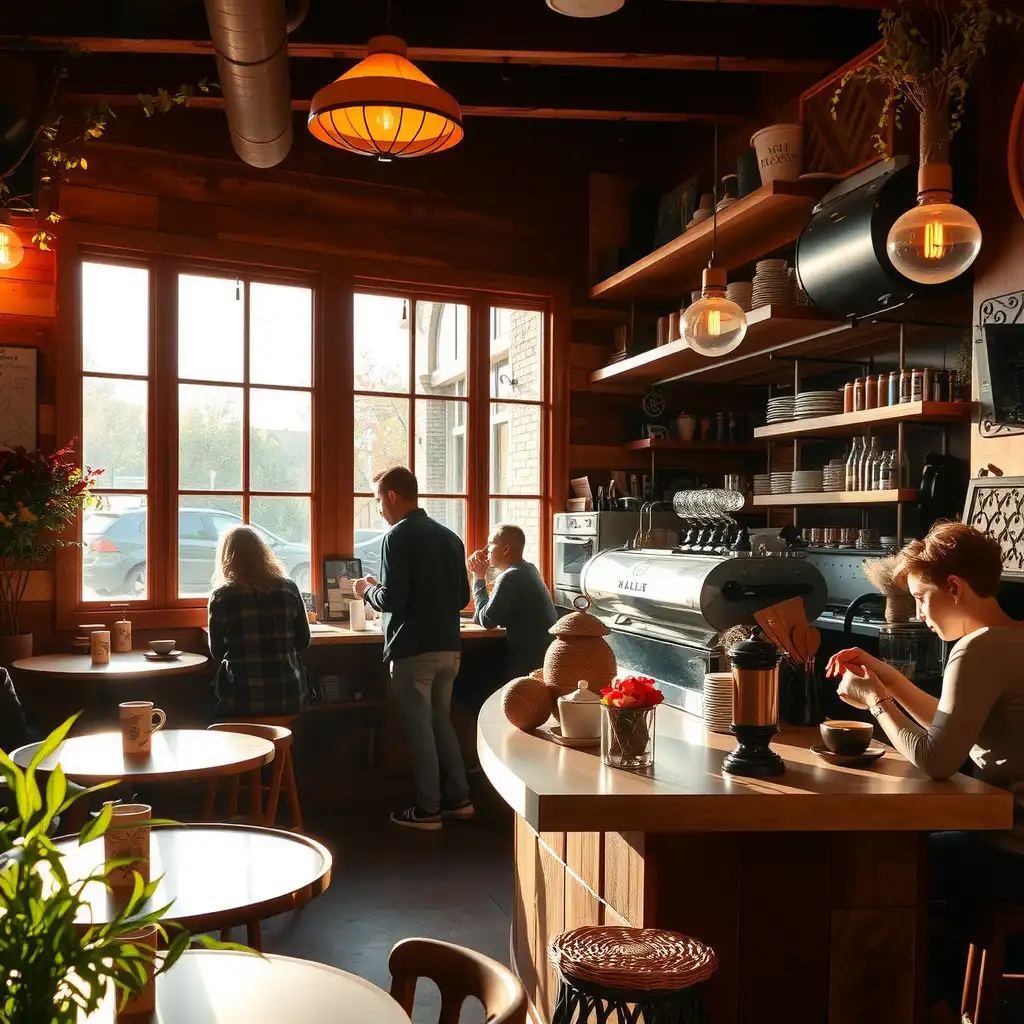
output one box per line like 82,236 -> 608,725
863,438 -> 881,491
858,437 -> 876,491
873,449 -> 889,491
846,438 -> 862,492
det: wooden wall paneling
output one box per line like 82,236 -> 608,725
563,870 -> 602,935
603,831 -> 645,926
59,184 -> 160,230
0,242 -> 56,319
514,815 -> 543,1013
537,839 -> 566,1023
566,831 -> 603,894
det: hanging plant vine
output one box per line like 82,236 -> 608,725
831,0 -> 1022,157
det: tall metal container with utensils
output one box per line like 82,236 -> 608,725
724,632 -> 785,777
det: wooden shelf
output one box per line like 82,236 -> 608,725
752,489 -> 918,507
589,180 -> 830,302
590,305 -> 846,385
754,401 -> 975,440
623,438 -> 765,453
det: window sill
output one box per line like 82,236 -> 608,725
58,606 -> 210,632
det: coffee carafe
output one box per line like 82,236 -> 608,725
723,630 -> 785,777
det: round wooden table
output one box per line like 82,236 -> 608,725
83,950 -> 409,1023
13,651 -> 208,680
54,824 -> 332,932
11,729 -> 275,785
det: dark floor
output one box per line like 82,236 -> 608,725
258,780 -> 515,1024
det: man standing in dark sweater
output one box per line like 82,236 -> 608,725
354,466 -> 473,831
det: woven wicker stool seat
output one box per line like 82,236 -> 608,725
548,926 -> 717,1024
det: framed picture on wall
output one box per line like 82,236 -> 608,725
0,345 -> 37,451
321,557 -> 363,622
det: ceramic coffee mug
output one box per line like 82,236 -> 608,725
90,630 -> 111,666
116,923 -> 158,1013
820,719 -> 873,756
119,701 -> 167,755
111,619 -> 132,653
103,801 -> 152,889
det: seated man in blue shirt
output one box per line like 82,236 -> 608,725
468,523 -> 557,688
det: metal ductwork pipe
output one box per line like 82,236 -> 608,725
203,0 -> 307,168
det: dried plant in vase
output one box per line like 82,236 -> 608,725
863,554 -> 916,622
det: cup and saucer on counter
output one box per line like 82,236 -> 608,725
811,719 -> 886,767
550,683 -> 602,748
144,639 -> 182,661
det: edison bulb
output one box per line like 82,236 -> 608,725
682,268 -> 747,356
0,224 -> 24,271
886,195 -> 982,285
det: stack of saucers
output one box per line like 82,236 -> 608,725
794,390 -> 844,419
770,471 -> 793,494
791,469 -> 823,493
703,672 -> 734,734
753,474 -> 771,496
766,395 -> 795,423
879,535 -> 899,552
726,281 -> 753,312
823,460 -> 846,492
857,528 -> 880,550
750,259 -> 791,309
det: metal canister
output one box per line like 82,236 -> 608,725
911,369 -> 925,402
877,372 -> 889,407
853,377 -> 865,412
843,381 -> 854,413
899,369 -> 912,403
729,634 -> 781,727
865,374 -> 877,409
888,372 -> 900,406
933,369 -> 948,402
922,367 -> 933,403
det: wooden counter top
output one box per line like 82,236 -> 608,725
478,692 -> 1013,834
309,621 -> 505,646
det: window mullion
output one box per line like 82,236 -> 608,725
152,261 -> 177,609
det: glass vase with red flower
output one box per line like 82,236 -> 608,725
600,675 -> 664,770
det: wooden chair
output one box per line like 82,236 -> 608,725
962,905 -> 1024,1022
388,937 -> 528,1024
202,719 -> 303,832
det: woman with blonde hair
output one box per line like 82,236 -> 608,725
207,525 -> 310,718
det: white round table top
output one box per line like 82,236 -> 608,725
54,824 -> 331,930
11,729 -> 275,784
13,651 -> 208,679
83,950 -> 409,1023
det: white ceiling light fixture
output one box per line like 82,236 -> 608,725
545,0 -> 625,17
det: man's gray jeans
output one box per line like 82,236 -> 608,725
389,651 -> 469,814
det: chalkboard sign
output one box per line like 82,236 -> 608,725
978,323 -> 1024,429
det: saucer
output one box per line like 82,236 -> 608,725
144,650 -> 183,660
810,743 -> 886,767
544,726 -> 600,749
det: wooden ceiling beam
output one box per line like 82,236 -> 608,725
64,92 -> 746,124
0,35 -> 835,75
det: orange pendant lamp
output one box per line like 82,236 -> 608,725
0,211 -> 24,272
308,36 -> 464,161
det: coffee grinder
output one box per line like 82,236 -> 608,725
723,630 -> 785,777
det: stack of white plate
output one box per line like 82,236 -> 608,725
857,529 -> 880,550
751,259 -> 791,309
753,474 -> 771,496
791,469 -> 823,493
766,396 -> 795,423
770,471 -> 792,494
879,535 -> 899,551
703,672 -> 734,734
794,390 -> 844,419
823,460 -> 846,492
726,281 -> 753,312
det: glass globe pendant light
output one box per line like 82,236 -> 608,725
886,104 -> 981,285
0,211 -> 24,272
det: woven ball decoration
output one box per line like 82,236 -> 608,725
548,926 -> 718,991
502,676 -> 554,730
544,635 -> 616,695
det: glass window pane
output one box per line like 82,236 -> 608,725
178,274 -> 243,382
354,293 -> 409,393
415,301 -> 468,396
251,282 -> 312,387
414,399 -> 466,496
83,377 -> 147,489
82,495 -> 147,602
421,497 -> 467,546
250,496 -> 312,591
82,262 -> 149,376
490,403 -> 540,494
179,384 -> 242,491
353,498 -> 386,578
490,307 -> 543,400
490,498 -> 542,568
250,389 -> 311,492
177,496 -> 241,598
354,395 -> 409,493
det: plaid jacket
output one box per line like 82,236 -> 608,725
207,578 -> 311,716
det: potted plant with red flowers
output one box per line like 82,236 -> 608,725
600,675 -> 664,770
0,444 -> 102,662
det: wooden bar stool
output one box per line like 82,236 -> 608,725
548,926 -> 717,1024
962,905 -> 1024,1022
202,719 -> 303,832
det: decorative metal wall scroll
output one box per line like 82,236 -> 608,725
976,289 -> 1024,438
963,475 -> 1024,581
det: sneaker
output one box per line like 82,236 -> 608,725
441,799 -> 476,821
390,805 -> 442,831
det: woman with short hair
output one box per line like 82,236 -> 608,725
827,521 -> 1024,1023
207,525 -> 311,718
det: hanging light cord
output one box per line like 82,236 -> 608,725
709,52 -> 720,271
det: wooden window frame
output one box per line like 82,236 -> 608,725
55,223 -> 569,631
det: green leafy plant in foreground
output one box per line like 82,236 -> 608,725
0,715 -> 237,1024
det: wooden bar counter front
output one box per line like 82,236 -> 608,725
477,692 -> 1012,1024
